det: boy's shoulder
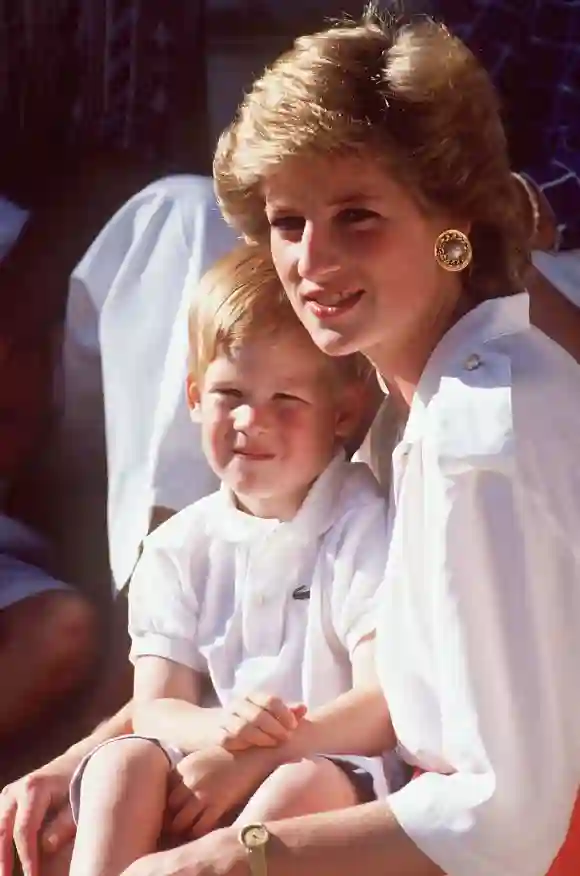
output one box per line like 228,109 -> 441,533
143,489 -> 226,554
332,458 -> 386,517
311,456 -> 388,546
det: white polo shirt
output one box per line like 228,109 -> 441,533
358,293 -> 580,876
60,176 -> 235,588
128,453 -> 389,711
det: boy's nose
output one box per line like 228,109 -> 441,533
233,403 -> 269,433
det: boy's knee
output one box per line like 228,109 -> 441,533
83,738 -> 170,785
269,757 -> 334,790
268,757 -> 359,804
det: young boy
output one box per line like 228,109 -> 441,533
68,244 -> 395,876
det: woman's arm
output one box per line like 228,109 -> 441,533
123,801 -> 442,876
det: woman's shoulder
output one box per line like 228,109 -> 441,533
417,293 -> 580,475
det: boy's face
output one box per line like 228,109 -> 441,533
189,327 -> 353,520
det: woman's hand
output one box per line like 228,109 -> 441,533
165,745 -> 280,839
121,828 -> 244,876
0,762 -> 76,876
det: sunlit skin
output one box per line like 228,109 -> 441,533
186,328 -> 356,520
264,153 -> 471,408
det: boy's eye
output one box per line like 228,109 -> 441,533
215,387 -> 242,399
269,215 -> 305,233
274,393 -> 304,403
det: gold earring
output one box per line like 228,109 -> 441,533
434,229 -> 473,272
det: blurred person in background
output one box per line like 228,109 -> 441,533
0,197 -> 97,760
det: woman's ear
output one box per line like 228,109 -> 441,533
186,374 -> 202,423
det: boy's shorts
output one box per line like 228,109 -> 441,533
69,735 -> 394,823
0,513 -> 70,609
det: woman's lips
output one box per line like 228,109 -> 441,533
304,289 -> 364,319
233,450 -> 274,461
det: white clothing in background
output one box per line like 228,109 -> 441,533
61,176 -> 235,588
0,195 -> 29,262
360,293 -> 580,876
533,250 -> 580,308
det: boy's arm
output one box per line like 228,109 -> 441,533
132,656 -> 227,753
133,657 -> 301,753
280,633 -> 395,761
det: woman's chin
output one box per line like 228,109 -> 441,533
307,322 -> 364,358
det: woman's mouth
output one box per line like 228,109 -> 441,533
233,450 -> 274,461
304,289 -> 365,319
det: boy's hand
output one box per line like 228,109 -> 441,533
219,693 -> 306,751
165,746 -> 278,839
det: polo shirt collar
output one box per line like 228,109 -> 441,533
217,451 -> 348,543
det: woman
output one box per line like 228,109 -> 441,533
117,10 -> 580,876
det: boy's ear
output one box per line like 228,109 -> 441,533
186,374 -> 202,422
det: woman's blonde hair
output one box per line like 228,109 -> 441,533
214,8 -> 528,299
188,244 -> 369,389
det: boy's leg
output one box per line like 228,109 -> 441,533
69,737 -> 171,876
0,587 -> 97,741
233,756 -> 364,823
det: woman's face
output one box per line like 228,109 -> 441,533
264,152 -> 467,373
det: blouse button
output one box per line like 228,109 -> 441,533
464,353 -> 483,371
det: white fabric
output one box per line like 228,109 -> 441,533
129,452 -> 391,797
129,453 -> 387,707
533,249 -> 580,308
360,293 -> 580,876
61,176 -> 235,588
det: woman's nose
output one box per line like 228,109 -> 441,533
296,221 -> 341,283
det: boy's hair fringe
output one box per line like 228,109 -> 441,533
188,244 -> 370,388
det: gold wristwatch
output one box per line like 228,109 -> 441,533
238,823 -> 270,876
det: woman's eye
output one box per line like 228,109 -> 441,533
338,208 -> 379,225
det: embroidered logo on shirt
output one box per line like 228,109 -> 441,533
292,585 -> 311,600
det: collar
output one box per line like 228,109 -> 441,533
216,451 -> 349,544
403,293 -> 530,446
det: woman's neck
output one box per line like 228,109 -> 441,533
368,292 -> 474,409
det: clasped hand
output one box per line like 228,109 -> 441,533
165,692 -> 306,839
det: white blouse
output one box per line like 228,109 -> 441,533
362,293 -> 580,876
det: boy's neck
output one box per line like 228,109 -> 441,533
233,488 -> 310,522
233,476 -> 319,522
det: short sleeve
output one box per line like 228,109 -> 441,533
383,460 -> 580,876
128,532 -> 206,673
329,491 -> 391,655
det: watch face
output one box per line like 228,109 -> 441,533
240,823 -> 270,848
